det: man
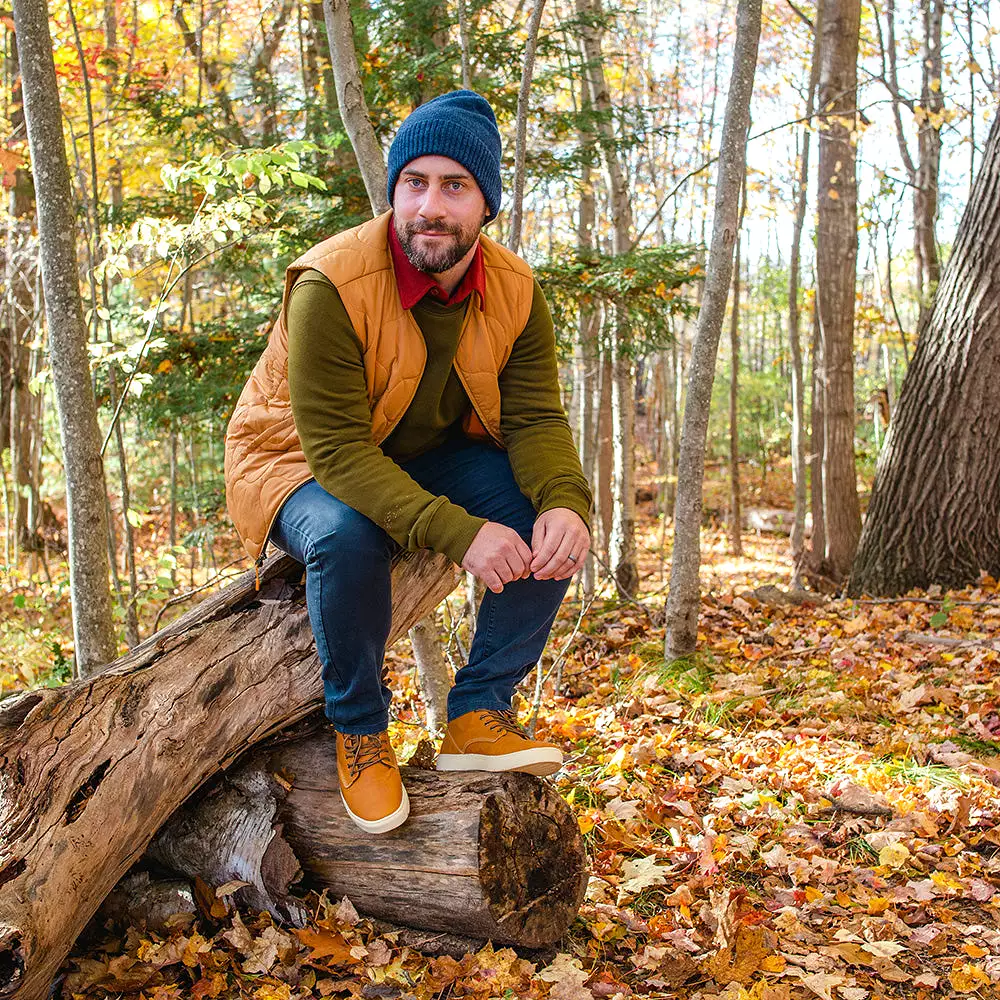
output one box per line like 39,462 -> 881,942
224,91 -> 591,835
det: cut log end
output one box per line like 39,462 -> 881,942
479,775 -> 588,947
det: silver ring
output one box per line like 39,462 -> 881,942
567,554 -> 577,562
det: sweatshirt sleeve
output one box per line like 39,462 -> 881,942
499,280 -> 593,529
285,272 -> 486,564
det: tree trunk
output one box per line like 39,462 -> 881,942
914,0 -> 943,330
879,0 -> 943,333
815,0 -> 861,583
145,719 -> 587,947
408,613 -> 451,730
322,0 -> 388,215
575,128 -> 599,599
808,308 -> 826,562
577,0 -> 638,597
665,0 -> 761,659
728,181 -> 745,558
11,0 -> 117,674
0,548 -> 456,1000
788,0 -> 822,568
849,113 -> 1000,596
507,0 -> 546,255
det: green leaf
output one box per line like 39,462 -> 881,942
258,173 -> 272,195
929,610 -> 948,628
126,508 -> 143,528
13,594 -> 26,609
156,575 -> 175,589
290,171 -> 310,188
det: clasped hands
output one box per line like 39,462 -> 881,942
461,507 -> 590,594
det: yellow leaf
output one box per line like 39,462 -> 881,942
157,359 -> 173,374
878,842 -> 910,869
949,960 -> 990,993
964,943 -> 988,959
827,189 -> 840,200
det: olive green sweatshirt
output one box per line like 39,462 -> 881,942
286,270 -> 592,565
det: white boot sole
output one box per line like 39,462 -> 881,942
340,785 -> 410,834
435,748 -> 563,776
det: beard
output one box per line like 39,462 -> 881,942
395,216 -> 482,274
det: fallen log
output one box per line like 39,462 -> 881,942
0,548 -> 457,1000
144,717 -> 587,948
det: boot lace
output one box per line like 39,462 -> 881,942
482,709 -> 529,739
343,733 -> 393,777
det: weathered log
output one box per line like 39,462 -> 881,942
146,718 -> 587,948
0,548 -> 457,1000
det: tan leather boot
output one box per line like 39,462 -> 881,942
435,709 -> 563,776
336,731 -> 409,834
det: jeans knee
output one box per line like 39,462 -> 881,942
310,511 -> 392,565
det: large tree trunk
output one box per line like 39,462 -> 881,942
11,0 -> 117,674
814,0 -> 861,583
849,114 -> 1000,596
664,0 -> 761,658
145,720 -> 587,947
0,549 -> 455,1000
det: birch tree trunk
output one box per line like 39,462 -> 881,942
728,180 -> 745,558
409,613 -> 451,729
322,0 -> 388,214
507,0 -> 546,255
849,114 -> 1000,596
577,0 -> 638,596
319,15 -> 452,710
575,90 -> 599,598
11,0 -> 117,674
788,0 -> 822,568
815,0 -> 861,582
665,0 -> 761,659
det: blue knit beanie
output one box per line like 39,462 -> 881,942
387,90 -> 503,222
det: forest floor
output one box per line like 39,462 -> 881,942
6,466 -> 1000,1000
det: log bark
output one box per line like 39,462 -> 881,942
0,548 -> 456,1000
146,719 -> 587,948
849,113 -> 1000,596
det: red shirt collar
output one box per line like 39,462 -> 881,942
388,219 -> 486,311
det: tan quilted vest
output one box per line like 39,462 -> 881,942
224,210 -> 535,563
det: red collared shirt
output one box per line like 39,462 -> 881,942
388,221 -> 486,311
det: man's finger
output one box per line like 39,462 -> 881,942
530,528 -> 562,572
534,533 -> 575,579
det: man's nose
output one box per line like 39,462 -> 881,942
418,185 -> 446,220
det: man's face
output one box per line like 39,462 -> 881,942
392,155 -> 489,275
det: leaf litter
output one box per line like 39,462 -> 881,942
59,515 -> 1000,999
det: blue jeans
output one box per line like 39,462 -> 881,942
269,437 -> 572,734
